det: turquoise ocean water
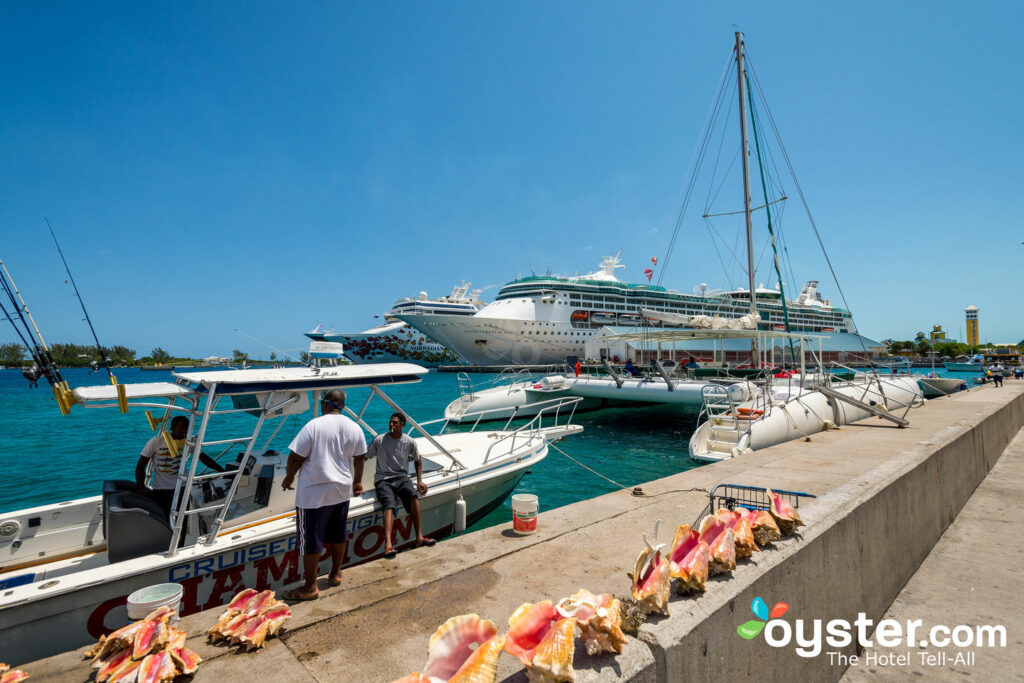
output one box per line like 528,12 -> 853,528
0,367 -> 702,533
0,365 -> 982,532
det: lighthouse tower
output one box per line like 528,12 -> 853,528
965,305 -> 979,347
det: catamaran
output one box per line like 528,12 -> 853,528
0,364 -> 582,662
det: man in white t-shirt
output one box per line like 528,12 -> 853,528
282,390 -> 367,601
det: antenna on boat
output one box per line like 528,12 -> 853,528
735,32 -> 759,363
234,329 -> 321,374
44,218 -> 117,385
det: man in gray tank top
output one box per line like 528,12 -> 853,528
366,412 -> 434,557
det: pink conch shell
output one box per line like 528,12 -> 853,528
105,657 -> 142,683
530,617 -> 577,683
767,489 -> 804,535
505,601 -> 559,665
698,515 -> 736,575
132,610 -> 171,660
556,589 -> 627,655
714,509 -> 758,558
448,635 -> 505,683
737,507 -> 781,546
390,676 -> 431,683
421,613 -> 499,682
627,521 -> 671,615
95,646 -> 132,682
505,601 -> 578,681
209,589 -> 291,648
170,646 -> 202,675
668,524 -> 709,594
0,669 -> 29,683
136,651 -> 177,683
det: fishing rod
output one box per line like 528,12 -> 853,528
0,258 -> 64,385
45,217 -> 116,384
234,329 -> 320,373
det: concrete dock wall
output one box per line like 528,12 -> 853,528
639,390 -> 1024,681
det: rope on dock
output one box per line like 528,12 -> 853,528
548,442 -> 640,494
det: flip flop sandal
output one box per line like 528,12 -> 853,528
383,546 -> 397,559
421,537 -> 437,547
283,588 -> 319,602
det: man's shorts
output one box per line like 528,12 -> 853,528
296,501 -> 350,556
375,477 -> 418,514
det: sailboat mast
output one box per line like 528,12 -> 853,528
735,31 -> 757,320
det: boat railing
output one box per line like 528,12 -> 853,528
697,383 -> 739,432
480,396 -> 585,463
456,372 -> 476,401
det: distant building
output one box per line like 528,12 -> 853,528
965,306 -> 979,347
929,324 -> 946,341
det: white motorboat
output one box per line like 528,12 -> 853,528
307,282 -> 484,366
0,364 -> 582,662
944,354 -> 985,372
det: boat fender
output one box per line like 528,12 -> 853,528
454,495 -> 467,533
822,420 -> 836,430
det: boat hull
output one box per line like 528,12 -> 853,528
0,456 -> 535,663
943,363 -> 985,373
690,377 -> 922,462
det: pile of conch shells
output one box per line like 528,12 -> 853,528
0,663 -> 29,683
390,489 -> 804,682
391,589 -> 636,683
208,589 -> 293,650
632,489 -> 803,611
83,605 -> 202,683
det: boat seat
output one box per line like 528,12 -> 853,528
105,491 -> 174,563
101,480 -> 138,538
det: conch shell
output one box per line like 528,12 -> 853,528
505,601 -> 578,682
555,589 -> 627,655
0,665 -> 29,683
737,507 -> 781,546
668,524 -> 709,594
698,515 -> 736,575
767,489 -> 804,535
714,509 -> 758,558
423,614 -> 503,683
626,521 -> 671,616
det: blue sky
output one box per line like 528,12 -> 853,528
2,1 -> 1022,358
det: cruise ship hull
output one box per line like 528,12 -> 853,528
397,313 -> 601,365
307,322 -> 460,367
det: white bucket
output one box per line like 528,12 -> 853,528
126,583 -> 184,621
511,494 -> 539,534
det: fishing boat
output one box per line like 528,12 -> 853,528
0,364 -> 582,662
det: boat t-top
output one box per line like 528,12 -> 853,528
0,364 -> 582,662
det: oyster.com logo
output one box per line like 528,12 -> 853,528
735,595 -> 1006,662
737,596 -> 789,639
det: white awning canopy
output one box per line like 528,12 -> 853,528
72,382 -> 193,403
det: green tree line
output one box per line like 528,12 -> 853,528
0,342 -> 137,367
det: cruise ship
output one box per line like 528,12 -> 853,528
306,282 -> 484,366
396,255 -> 859,366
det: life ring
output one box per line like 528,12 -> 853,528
735,407 -> 765,420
